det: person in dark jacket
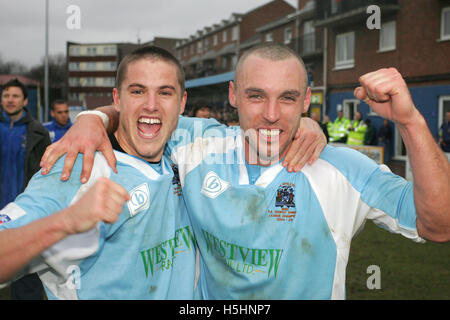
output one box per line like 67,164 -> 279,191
0,78 -> 51,300
43,100 -> 72,142
378,119 -> 393,163
363,118 -> 377,146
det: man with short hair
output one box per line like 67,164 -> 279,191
329,108 -> 350,143
0,78 -> 50,300
0,47 -> 200,299
346,111 -> 367,145
44,100 -> 72,142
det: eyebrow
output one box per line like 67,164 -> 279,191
280,90 -> 301,97
244,88 -> 301,97
244,88 -> 265,95
127,83 -> 176,91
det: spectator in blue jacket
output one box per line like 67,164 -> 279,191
0,78 -> 50,300
43,100 -> 72,142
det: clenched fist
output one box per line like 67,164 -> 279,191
61,177 -> 130,235
354,68 -> 420,127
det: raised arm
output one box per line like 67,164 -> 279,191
354,68 -> 450,242
40,106 -> 120,183
0,178 -> 129,283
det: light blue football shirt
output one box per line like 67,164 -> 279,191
166,116 -> 423,300
0,151 -> 200,300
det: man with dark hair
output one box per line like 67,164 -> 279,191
44,100 -> 72,142
193,100 -> 211,119
0,78 -> 50,300
0,47 -> 199,299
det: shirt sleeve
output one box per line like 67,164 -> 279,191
0,154 -> 110,283
165,116 -> 230,164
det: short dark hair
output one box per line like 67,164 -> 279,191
2,78 -> 28,100
116,46 -> 185,92
51,99 -> 68,110
193,99 -> 211,116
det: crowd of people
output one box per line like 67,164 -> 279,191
311,109 -> 394,163
0,43 -> 448,301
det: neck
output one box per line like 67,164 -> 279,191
114,131 -> 163,163
6,109 -> 24,122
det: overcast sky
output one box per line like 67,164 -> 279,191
0,0 -> 298,68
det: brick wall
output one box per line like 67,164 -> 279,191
327,0 -> 450,88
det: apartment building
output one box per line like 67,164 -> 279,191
253,0 -> 325,117
66,37 -> 181,109
316,0 -> 450,160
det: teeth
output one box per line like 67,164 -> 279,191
259,129 -> 280,137
138,118 -> 161,124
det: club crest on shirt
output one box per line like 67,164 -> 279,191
0,214 -> 11,225
268,183 -> 297,222
127,183 -> 150,217
275,183 -> 295,208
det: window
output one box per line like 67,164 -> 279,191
379,21 -> 396,51
197,41 -> 203,53
335,31 -> 354,69
265,32 -> 273,42
439,96 -> 450,132
205,38 -> 210,51
86,77 -> 96,86
441,7 -> 450,40
223,30 -> 227,43
69,46 -> 81,56
86,62 -> 97,71
103,77 -> 115,87
68,77 -> 80,87
190,44 -> 194,55
87,47 -> 97,56
232,26 -> 239,41
303,21 -> 315,53
213,34 -> 218,46
222,56 -> 227,69
343,99 -> 360,120
284,27 -> 292,44
68,62 -> 80,71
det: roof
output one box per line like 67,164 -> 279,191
0,74 -> 39,86
186,71 -> 234,89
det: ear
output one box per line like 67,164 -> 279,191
50,110 -> 55,118
23,98 -> 28,107
302,87 -> 311,114
179,90 -> 187,115
228,81 -> 237,108
113,88 -> 120,112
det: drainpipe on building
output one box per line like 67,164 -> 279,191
322,26 -> 328,117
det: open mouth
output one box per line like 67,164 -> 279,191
137,117 -> 162,139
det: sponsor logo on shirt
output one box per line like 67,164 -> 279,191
128,183 -> 150,217
201,229 -> 283,278
268,183 -> 297,222
0,214 -> 11,225
201,171 -> 230,199
140,226 -> 196,277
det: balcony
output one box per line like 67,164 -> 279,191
293,29 -> 324,59
315,0 -> 399,28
